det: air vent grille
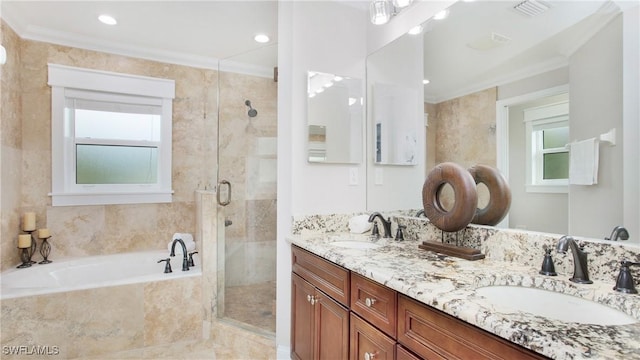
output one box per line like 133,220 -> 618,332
513,0 -> 550,17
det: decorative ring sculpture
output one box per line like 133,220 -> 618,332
422,162 -> 478,232
468,164 -> 512,226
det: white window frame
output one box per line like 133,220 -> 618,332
524,101 -> 569,194
48,64 -> 175,206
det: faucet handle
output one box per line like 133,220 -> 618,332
395,225 -> 406,241
539,248 -> 558,276
157,258 -> 172,273
188,251 -> 198,267
613,260 -> 640,294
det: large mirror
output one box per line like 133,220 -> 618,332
366,0 -> 638,240
307,71 -> 364,164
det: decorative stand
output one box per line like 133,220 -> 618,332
17,247 -> 32,268
39,236 -> 52,264
24,230 -> 37,264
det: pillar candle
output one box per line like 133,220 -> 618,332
38,228 -> 50,238
18,234 -> 32,248
22,212 -> 36,231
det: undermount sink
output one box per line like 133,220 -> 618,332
331,240 -> 381,250
476,286 -> 637,326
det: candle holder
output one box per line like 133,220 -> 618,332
17,247 -> 32,268
39,236 -> 52,264
24,230 -> 37,264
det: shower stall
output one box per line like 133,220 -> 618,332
215,44 -> 278,335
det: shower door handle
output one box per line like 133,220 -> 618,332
217,180 -> 231,206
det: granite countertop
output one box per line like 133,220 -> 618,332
288,233 -> 640,360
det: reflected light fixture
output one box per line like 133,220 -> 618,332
433,9 -> 450,20
98,14 -> 117,25
423,79 -> 430,85
408,25 -> 423,35
393,0 -> 413,9
254,34 -> 270,43
370,0 -> 393,25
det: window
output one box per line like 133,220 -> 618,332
48,64 -> 175,206
524,101 -> 569,193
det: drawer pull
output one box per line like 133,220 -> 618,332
364,351 -> 378,360
365,297 -> 377,307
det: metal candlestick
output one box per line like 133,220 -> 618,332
17,247 -> 32,268
24,230 -> 37,264
39,236 -> 52,264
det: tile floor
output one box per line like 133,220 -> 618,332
224,281 -> 277,333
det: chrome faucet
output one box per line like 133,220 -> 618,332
556,235 -> 592,284
170,238 -> 190,271
368,212 -> 392,238
605,226 -> 629,241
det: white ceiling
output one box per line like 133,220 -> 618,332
422,0 -> 620,102
1,1 -> 285,75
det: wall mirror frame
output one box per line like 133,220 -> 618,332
365,0 -> 639,241
306,70 -> 364,164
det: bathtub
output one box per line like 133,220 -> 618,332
0,249 -> 201,300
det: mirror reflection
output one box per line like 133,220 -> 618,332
307,71 -> 363,164
366,0 -> 636,240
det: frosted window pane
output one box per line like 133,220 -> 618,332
543,152 -> 569,180
75,109 -> 161,141
76,145 -> 157,184
543,127 -> 568,149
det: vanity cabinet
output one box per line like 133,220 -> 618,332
397,295 -> 547,360
291,245 -> 548,360
350,312 -> 395,360
291,247 -> 350,360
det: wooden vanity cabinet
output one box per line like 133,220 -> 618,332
397,295 -> 548,360
350,312 -> 396,360
291,247 -> 350,360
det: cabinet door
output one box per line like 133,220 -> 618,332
350,313 -> 395,360
292,274 -> 315,360
315,289 -> 350,360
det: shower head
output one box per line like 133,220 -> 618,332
245,100 -> 258,117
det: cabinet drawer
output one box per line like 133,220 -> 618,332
397,295 -> 547,360
350,313 -> 396,360
351,272 -> 397,338
292,245 -> 350,307
396,345 -> 423,360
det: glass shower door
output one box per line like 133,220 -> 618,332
216,44 -> 278,334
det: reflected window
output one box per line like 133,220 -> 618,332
525,100 -> 569,193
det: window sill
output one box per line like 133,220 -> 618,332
525,185 -> 568,194
50,191 -> 173,206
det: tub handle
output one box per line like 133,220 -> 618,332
158,258 -> 172,273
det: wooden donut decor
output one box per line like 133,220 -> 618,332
468,164 -> 512,226
422,162 -> 478,232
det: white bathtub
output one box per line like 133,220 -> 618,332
0,249 -> 201,300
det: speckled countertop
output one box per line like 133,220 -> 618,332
288,233 -> 640,360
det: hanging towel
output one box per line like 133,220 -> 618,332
569,137 -> 599,185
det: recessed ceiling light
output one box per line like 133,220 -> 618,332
408,25 -> 423,35
433,9 -> 449,20
423,79 -> 430,85
254,34 -> 270,43
98,14 -> 117,26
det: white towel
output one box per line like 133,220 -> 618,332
348,215 -> 373,234
569,138 -> 599,185
172,232 -> 193,243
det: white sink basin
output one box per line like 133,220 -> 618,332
331,240 -> 381,250
476,286 -> 637,326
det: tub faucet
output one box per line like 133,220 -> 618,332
170,238 -> 190,271
556,235 -> 592,284
606,226 -> 629,241
368,212 -> 392,238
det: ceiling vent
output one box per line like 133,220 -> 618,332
513,0 -> 550,17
